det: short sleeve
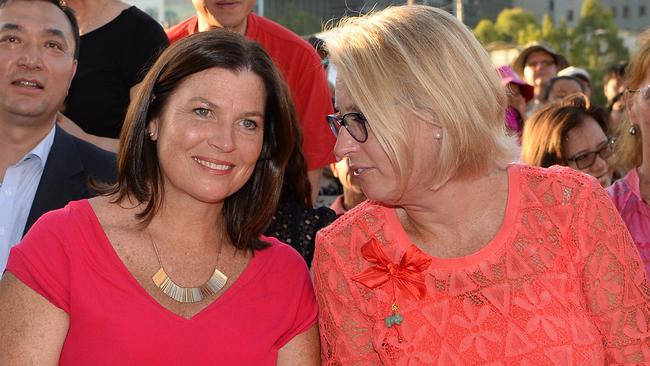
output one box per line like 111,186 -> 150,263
266,238 -> 318,348
574,175 -> 650,364
5,207 -> 73,312
119,9 -> 169,87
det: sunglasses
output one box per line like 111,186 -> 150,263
566,139 -> 614,170
326,112 -> 369,143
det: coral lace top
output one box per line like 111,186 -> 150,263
313,164 -> 650,365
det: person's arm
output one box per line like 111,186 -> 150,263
277,324 -> 320,366
308,168 -> 322,204
0,272 -> 69,365
576,177 -> 650,364
57,112 -> 119,153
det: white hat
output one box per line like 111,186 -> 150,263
558,66 -> 591,84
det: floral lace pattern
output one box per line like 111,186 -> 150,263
313,165 -> 650,365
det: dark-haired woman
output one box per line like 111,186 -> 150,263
521,94 -> 615,187
0,31 -> 319,365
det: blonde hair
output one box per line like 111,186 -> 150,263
323,5 -> 516,190
616,31 -> 650,171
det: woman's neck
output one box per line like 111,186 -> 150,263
397,166 -> 509,258
66,0 -> 121,35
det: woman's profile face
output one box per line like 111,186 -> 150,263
332,80 -> 440,205
148,67 -> 266,205
563,116 -> 614,187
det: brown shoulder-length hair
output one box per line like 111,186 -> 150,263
100,30 -> 296,251
521,94 -> 609,167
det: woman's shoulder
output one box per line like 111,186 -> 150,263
514,163 -> 601,199
257,236 -> 310,272
316,200 -> 394,246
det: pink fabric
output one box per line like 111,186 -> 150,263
6,200 -> 317,365
314,164 -> 650,365
608,168 -> 650,276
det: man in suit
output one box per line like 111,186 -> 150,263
0,0 -> 116,274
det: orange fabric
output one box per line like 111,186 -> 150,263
313,164 -> 650,365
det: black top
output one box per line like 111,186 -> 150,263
264,200 -> 337,267
64,6 -> 168,138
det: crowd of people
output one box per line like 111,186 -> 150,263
0,0 -> 649,365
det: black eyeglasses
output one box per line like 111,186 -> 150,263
566,139 -> 614,170
326,112 -> 369,143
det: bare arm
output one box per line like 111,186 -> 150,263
307,169 -> 322,205
0,272 -> 69,365
276,324 -> 320,366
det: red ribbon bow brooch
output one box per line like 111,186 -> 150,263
351,237 -> 432,342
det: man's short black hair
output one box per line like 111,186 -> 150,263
0,0 -> 80,59
603,63 -> 627,83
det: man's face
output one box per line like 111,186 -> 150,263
0,0 -> 77,122
523,50 -> 558,93
192,0 -> 256,34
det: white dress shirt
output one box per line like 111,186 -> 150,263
0,126 -> 56,275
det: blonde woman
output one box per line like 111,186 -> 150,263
313,5 -> 650,364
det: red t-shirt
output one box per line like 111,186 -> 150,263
6,200 -> 317,365
167,14 -> 336,171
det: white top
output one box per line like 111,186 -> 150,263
0,126 -> 56,275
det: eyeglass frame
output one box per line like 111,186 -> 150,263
628,83 -> 650,102
565,139 -> 615,170
326,112 -> 369,143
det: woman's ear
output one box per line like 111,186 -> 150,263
625,91 -> 638,125
147,119 -> 159,141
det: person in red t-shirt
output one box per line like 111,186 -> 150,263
167,1 -> 335,202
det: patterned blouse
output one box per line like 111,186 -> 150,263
313,164 -> 650,365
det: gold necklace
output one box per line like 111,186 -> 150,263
148,231 -> 228,303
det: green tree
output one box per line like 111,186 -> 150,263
267,3 -> 322,36
571,0 -> 628,104
474,19 -> 500,45
494,7 -> 538,43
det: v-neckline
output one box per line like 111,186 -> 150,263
81,199 -> 261,321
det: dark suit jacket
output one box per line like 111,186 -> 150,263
23,126 -> 117,235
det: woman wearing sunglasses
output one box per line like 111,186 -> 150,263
520,94 -> 615,187
313,5 -> 650,365
608,36 -> 650,277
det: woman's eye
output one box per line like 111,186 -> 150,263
240,119 -> 258,130
193,108 -> 211,117
1,35 -> 19,44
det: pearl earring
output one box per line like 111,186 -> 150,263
149,131 -> 155,138
434,132 -> 442,140
629,125 -> 638,135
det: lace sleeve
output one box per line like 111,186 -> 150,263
577,178 -> 650,364
313,233 -> 382,365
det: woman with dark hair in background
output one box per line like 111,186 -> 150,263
0,31 -> 318,365
521,94 -> 615,187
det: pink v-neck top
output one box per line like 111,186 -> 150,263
6,200 -> 317,365
313,164 -> 650,365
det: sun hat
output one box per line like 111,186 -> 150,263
497,65 -> 534,102
558,66 -> 591,85
512,42 -> 569,76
